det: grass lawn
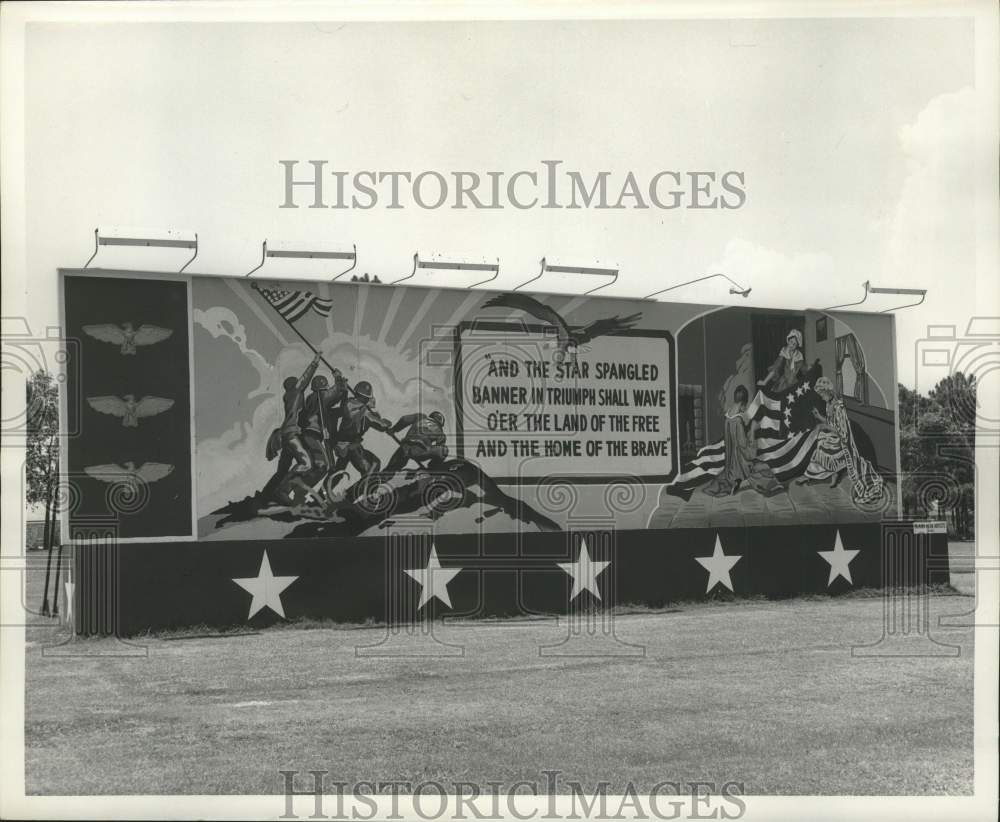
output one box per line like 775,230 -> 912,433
22,543 -> 975,795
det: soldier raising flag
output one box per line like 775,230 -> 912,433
251,280 -> 452,507
300,368 -> 351,477
262,352 -> 321,504
330,381 -> 394,480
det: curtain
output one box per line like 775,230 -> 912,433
835,336 -> 848,396
835,333 -> 868,403
846,334 -> 867,403
845,334 -> 867,402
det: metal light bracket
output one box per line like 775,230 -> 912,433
391,253 -> 500,288
824,280 -> 872,311
869,285 -> 928,313
84,227 -> 199,272
644,272 -> 751,301
824,281 -> 928,313
244,240 -> 357,279
512,258 -> 618,295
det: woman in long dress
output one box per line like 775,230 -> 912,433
798,377 -> 884,503
704,386 -> 785,498
758,328 -> 806,393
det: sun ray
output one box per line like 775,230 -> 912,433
554,295 -> 590,317
410,291 -> 486,360
377,286 -> 409,344
395,289 -> 441,353
353,284 -> 369,343
437,291 -> 484,336
320,281 -> 336,345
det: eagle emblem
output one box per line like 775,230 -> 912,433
84,461 -> 174,489
481,293 -> 641,363
86,394 -> 174,427
82,322 -> 173,355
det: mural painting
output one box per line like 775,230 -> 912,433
61,272 -> 899,544
650,307 -> 896,528
193,280 -> 667,540
59,270 -> 913,633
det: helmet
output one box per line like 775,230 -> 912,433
354,381 -> 373,401
311,375 -> 328,391
282,376 -> 298,391
429,411 -> 445,427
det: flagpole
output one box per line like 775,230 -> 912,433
250,282 -> 410,453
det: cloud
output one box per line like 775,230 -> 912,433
194,306 -> 277,400
884,86 -> 977,386
887,86 -> 976,283
705,87 -> 978,388
193,307 -> 289,511
706,238 -> 837,309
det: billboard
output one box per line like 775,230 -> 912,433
59,269 -> 915,632
60,269 -> 901,542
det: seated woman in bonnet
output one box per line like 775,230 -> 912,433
757,329 -> 806,393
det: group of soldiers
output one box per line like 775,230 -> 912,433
263,352 -> 449,506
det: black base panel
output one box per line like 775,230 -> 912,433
73,522 -> 950,636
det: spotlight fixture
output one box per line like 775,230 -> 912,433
644,273 -> 751,301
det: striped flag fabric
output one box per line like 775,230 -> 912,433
257,286 -> 333,322
667,367 -> 825,500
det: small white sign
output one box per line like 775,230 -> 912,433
913,520 -> 948,534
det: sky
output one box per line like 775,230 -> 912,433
8,13 -> 996,389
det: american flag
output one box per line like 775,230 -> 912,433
257,286 -> 333,323
667,365 -> 826,500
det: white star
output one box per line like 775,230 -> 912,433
557,539 -> 611,601
817,530 -> 861,585
404,545 -> 462,609
695,535 -> 742,593
232,551 -> 298,619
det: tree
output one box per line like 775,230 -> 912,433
897,383 -> 933,429
928,372 -> 978,447
26,370 -> 60,615
897,373 -> 976,538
